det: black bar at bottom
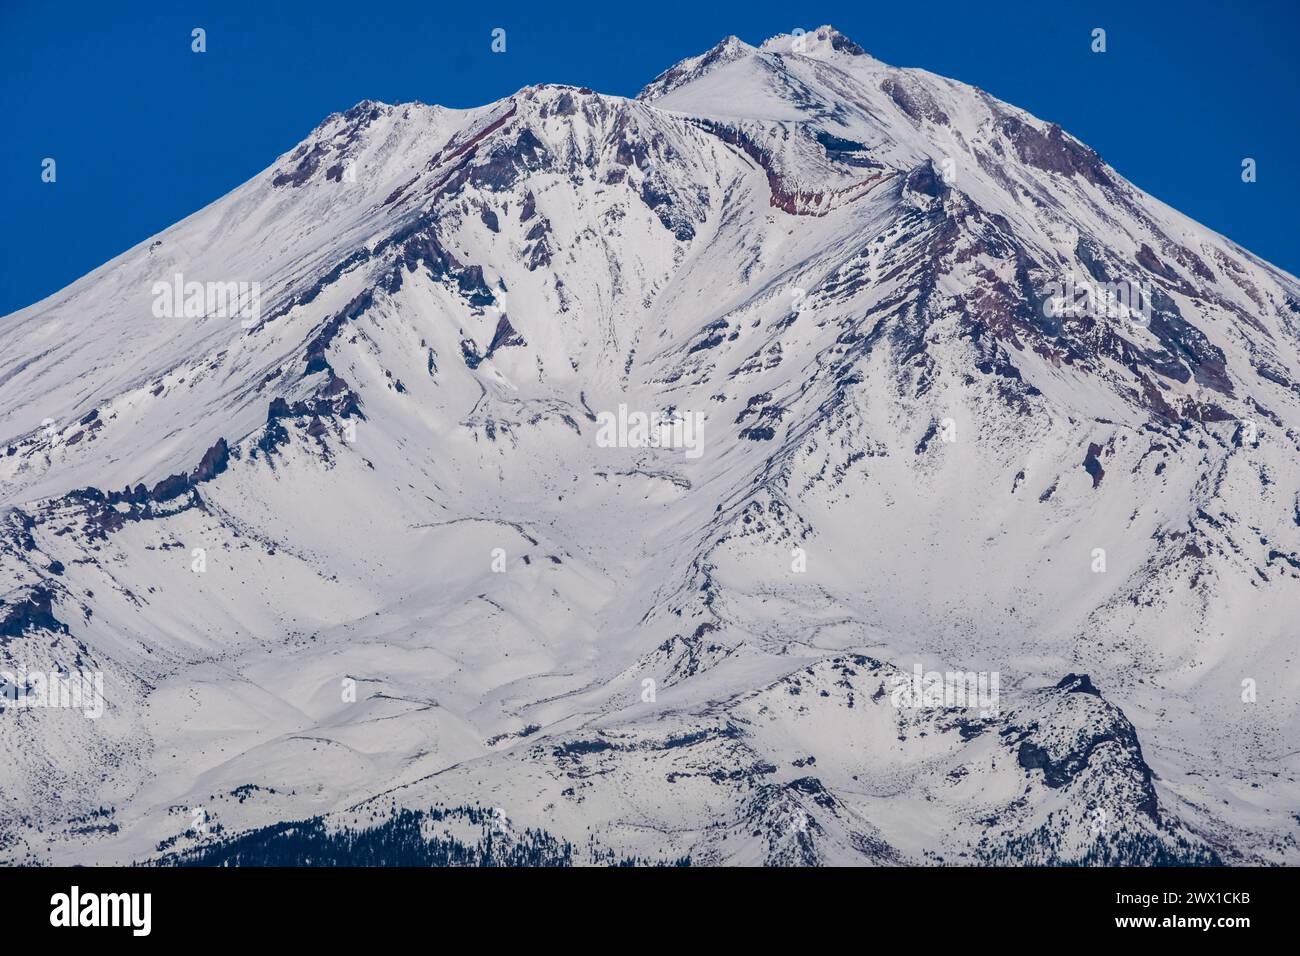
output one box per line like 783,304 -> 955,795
0,864 -> 1281,939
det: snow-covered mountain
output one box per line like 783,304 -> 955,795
2,25 -> 1298,866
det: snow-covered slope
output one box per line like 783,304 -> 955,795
2,25 -> 1298,866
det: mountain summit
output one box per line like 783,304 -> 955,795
1,29 -> 1297,866
759,24 -> 872,58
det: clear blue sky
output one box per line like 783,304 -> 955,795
2,0 -> 1296,315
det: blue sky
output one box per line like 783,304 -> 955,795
2,0 -> 1296,315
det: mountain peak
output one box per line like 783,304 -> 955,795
637,34 -> 756,101
760,24 -> 869,59
4,17 -> 1298,871
637,27 -> 872,102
